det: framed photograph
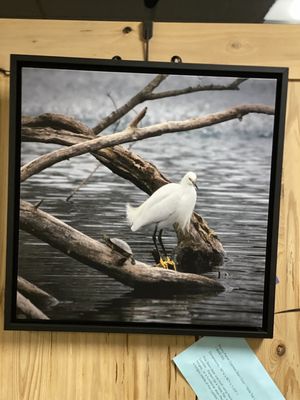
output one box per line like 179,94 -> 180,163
5,55 -> 288,337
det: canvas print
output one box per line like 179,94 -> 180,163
6,57 -> 287,336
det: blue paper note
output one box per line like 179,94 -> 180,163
173,337 -> 285,400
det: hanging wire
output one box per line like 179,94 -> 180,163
143,21 -> 153,61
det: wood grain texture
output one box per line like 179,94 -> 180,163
249,312 -> 300,399
150,23 -> 300,80
0,19 -> 143,68
0,19 -> 299,400
275,81 -> 300,312
0,19 -> 195,400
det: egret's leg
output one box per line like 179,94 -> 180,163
152,226 -> 162,260
153,227 -> 167,269
158,229 -> 176,271
158,229 -> 168,257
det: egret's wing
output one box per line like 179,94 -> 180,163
132,183 -> 181,230
177,188 -> 197,231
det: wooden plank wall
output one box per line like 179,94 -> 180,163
0,19 -> 299,399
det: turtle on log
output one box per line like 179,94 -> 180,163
104,236 -> 135,266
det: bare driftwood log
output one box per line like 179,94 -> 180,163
17,291 -> 49,320
17,276 -> 59,309
22,113 -> 93,136
21,102 -> 274,272
93,74 -> 167,133
22,121 -> 223,273
20,200 -> 225,294
92,75 -> 247,134
21,104 -> 274,182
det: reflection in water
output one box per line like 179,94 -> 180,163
18,131 -> 272,328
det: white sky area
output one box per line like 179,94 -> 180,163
21,67 -> 277,137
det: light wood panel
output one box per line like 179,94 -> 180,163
150,23 -> 300,80
249,312 -> 300,399
0,19 -> 195,400
0,330 -> 195,400
1,19 -> 300,400
275,81 -> 300,312
0,19 -> 143,67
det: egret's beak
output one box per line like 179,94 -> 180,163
189,177 -> 198,190
191,180 -> 198,190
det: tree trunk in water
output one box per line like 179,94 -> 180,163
22,123 -> 225,272
17,276 -> 59,309
17,291 -> 49,320
20,200 -> 225,295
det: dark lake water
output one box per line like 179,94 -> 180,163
18,130 -> 272,329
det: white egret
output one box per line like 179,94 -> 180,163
126,171 -> 198,270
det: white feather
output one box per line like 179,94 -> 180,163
126,172 -> 197,232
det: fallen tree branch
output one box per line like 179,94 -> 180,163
17,276 -> 59,309
22,127 -> 223,271
21,103 -> 274,182
93,74 -> 168,134
23,113 -> 93,136
66,163 -> 100,202
20,200 -> 225,294
92,75 -> 247,134
17,291 -> 49,320
21,126 -> 163,194
20,103 -> 274,271
146,78 -> 248,100
22,125 -> 89,144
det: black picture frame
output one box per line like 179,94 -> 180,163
5,54 -> 288,337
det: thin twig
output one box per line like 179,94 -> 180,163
128,107 -> 147,128
93,74 -> 168,134
66,164 -> 100,202
146,78 -> 248,100
34,199 -> 44,209
106,91 -> 118,110
127,142 -> 136,151
106,92 -> 122,132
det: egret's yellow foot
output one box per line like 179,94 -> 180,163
165,256 -> 176,271
159,257 -> 176,271
159,257 -> 169,269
